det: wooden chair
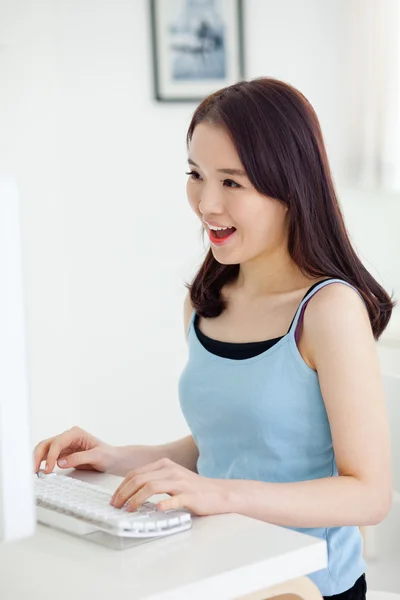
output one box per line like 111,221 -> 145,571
236,575 -> 323,600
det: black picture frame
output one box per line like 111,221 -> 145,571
150,0 -> 245,103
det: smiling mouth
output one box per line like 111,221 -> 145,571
210,226 -> 236,240
208,226 -> 237,245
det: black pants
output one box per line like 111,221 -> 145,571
323,574 -> 367,600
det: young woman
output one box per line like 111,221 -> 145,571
34,78 -> 394,599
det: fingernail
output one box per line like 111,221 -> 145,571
58,459 -> 67,467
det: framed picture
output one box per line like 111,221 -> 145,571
150,0 -> 245,102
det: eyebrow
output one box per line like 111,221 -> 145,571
187,158 -> 247,177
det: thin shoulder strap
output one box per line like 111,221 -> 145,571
286,278 -> 333,333
288,279 -> 363,343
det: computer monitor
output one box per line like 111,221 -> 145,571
0,177 -> 36,542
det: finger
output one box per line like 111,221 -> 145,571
111,458 -> 181,501
126,481 -> 178,512
33,438 -> 54,473
57,449 -> 97,469
45,430 -> 76,473
111,468 -> 169,507
111,458 -> 182,504
158,494 -> 187,512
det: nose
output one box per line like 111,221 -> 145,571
198,182 -> 225,218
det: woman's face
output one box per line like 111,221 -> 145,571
186,122 -> 289,266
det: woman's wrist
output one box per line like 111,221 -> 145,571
101,444 -> 124,475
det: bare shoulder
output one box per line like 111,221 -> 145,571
184,291 -> 194,337
302,282 -> 373,369
305,282 -> 369,325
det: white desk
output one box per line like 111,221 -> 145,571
0,471 -> 327,600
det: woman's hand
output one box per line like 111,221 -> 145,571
34,426 -> 119,474
110,457 -> 231,516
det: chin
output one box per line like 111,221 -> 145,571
210,247 -> 242,266
211,243 -> 268,267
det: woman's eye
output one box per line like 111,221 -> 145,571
223,179 -> 241,189
185,171 -> 241,189
185,170 -> 201,181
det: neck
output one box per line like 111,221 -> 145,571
236,249 -> 312,298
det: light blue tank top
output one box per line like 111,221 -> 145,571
178,279 -> 366,596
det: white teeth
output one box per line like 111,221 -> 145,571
208,224 -> 233,231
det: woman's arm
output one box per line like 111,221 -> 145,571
113,435 -> 199,477
224,283 -> 393,528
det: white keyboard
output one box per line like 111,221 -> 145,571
35,472 -> 192,539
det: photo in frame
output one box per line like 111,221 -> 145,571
150,0 -> 245,102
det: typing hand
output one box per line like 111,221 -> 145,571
33,426 -> 119,475
110,458 -> 231,516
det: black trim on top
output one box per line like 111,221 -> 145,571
194,279 -> 334,360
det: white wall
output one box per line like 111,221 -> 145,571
1,0 -> 399,449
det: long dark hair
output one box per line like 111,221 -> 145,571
186,77 -> 395,340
